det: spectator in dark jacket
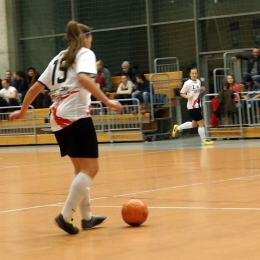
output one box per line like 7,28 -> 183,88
232,47 -> 260,83
131,73 -> 151,114
121,61 -> 138,85
14,71 -> 28,104
240,74 -> 260,124
27,67 -> 51,108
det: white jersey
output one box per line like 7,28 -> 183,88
38,47 -> 97,132
180,79 -> 202,109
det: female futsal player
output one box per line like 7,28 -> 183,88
10,21 -> 122,235
172,68 -> 214,145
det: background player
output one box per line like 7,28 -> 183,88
172,68 -> 214,145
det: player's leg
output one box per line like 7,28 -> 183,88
62,157 -> 96,223
197,118 -> 214,145
172,108 -> 202,137
69,157 -> 92,221
55,158 -> 94,235
54,118 -> 103,234
75,158 -> 107,229
172,121 -> 193,137
55,158 -> 100,234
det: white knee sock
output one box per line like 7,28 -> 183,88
178,122 -> 192,131
61,172 -> 92,222
79,187 -> 92,221
74,174 -> 92,221
198,127 -> 206,142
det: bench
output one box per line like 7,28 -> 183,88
92,113 -> 150,123
111,71 -> 183,106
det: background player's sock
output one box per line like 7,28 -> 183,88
178,122 -> 192,131
198,127 -> 206,142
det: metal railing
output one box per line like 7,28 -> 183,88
145,73 -> 172,139
154,57 -> 179,73
0,100 -> 143,144
241,92 -> 260,126
202,93 -> 243,139
104,99 -> 143,142
2,92 -> 260,143
213,68 -> 232,93
0,105 -> 37,143
203,92 -> 260,139
223,50 -> 248,83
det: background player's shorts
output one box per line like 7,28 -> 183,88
54,117 -> 98,158
188,108 -> 203,121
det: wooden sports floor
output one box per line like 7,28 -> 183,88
1,137 -> 260,260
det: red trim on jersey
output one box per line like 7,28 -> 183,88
192,98 -> 199,108
51,90 -> 80,129
87,105 -> 91,116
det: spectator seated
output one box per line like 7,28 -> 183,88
0,79 -> 20,113
112,71 -> 183,104
114,75 -> 134,105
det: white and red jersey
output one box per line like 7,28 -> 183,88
180,79 -> 202,109
38,47 -> 97,132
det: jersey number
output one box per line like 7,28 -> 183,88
52,60 -> 67,85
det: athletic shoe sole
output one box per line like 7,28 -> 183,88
54,214 -> 79,235
172,124 -> 178,137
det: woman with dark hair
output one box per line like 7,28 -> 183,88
27,67 -> 51,108
131,73 -> 151,113
27,67 -> 39,88
10,20 -> 122,235
223,74 -> 241,101
14,71 -> 28,104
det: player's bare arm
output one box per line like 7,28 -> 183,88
9,82 -> 45,121
78,73 -> 122,113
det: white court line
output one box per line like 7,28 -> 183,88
0,203 -> 64,214
0,161 -> 66,169
0,197 -> 108,215
0,174 -> 260,215
2,204 -> 260,215
113,174 -> 260,197
92,205 -> 260,211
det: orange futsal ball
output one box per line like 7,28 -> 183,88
121,199 -> 148,226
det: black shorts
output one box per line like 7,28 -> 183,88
54,117 -> 98,158
188,108 -> 203,121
